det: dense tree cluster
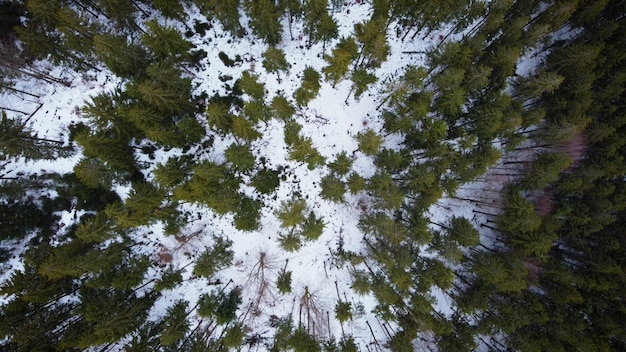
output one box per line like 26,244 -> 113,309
1,0 -> 625,351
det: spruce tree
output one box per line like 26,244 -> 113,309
246,0 -> 284,45
225,143 -> 256,172
355,129 -> 382,156
142,20 -> 192,61
294,66 -> 321,107
262,47 -> 290,81
159,300 -> 190,347
193,235 -> 234,278
320,174 -> 346,203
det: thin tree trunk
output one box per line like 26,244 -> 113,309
0,85 -> 40,98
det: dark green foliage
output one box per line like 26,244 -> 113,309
288,326 -> 321,352
73,157 -> 113,189
294,66 -> 322,107
351,68 -> 377,99
354,18 -> 389,68
275,197 -> 307,228
159,300 -> 190,346
104,182 -> 167,228
174,161 -> 242,214
346,172 -> 366,194
154,269 -> 184,292
287,134 -> 326,169
234,196 -> 262,231
374,148 -> 410,174
350,270 -> 371,295
323,37 -> 358,86
368,171 -> 403,210
193,236 -> 234,278
271,94 -> 296,120
278,232 -> 302,252
338,336 -> 358,352
93,34 -> 148,78
246,0 -> 284,45
251,167 -> 281,194
152,0 -> 187,21
154,156 -> 193,189
334,300 -> 352,322
75,288 -> 157,348
142,20 -> 192,61
320,174 -> 346,202
263,47 -> 290,76
302,0 -> 338,49
276,269 -> 292,294
328,151 -> 353,175
225,143 -> 256,172
239,71 -> 265,101
197,0 -> 244,37
356,129 -> 382,155
223,323 -> 245,348
197,288 -> 242,324
301,211 -> 325,240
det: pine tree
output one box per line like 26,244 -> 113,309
142,20 -> 192,61
276,197 -> 307,228
278,232 -> 302,252
75,288 -> 157,348
73,157 -> 113,189
251,167 -> 281,194
354,18 -> 389,68
262,47 -> 290,81
350,68 -> 377,99
276,269 -> 292,294
74,212 -> 116,244
231,115 -> 262,141
234,196 -> 262,231
223,323 -> 246,348
93,34 -> 148,78
225,143 -> 256,172
346,172 -> 366,194
322,37 -> 358,87
302,0 -> 337,48
196,0 -> 244,37
206,100 -> 234,132
271,94 -> 296,120
294,66 -> 321,107
246,0 -> 284,45
159,300 -> 190,347
355,129 -> 382,156
193,235 -> 234,278
316,11 -> 338,54
367,171 -> 403,210
239,70 -> 265,101
320,174 -> 346,203
153,156 -> 192,190
328,151 -> 353,175
334,300 -> 352,323
174,161 -> 242,214
96,0 -> 137,29
197,288 -> 242,324
301,211 -> 325,240
73,129 -> 137,174
152,0 -> 187,21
